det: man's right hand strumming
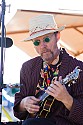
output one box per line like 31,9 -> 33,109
19,96 -> 40,114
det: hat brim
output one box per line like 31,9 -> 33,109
23,25 -> 65,41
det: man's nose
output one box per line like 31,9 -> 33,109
40,41 -> 46,48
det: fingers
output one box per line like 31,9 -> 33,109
45,76 -> 64,97
58,76 -> 62,82
45,88 -> 55,98
27,103 -> 40,114
45,76 -> 62,93
30,96 -> 40,102
53,76 -> 64,88
24,96 -> 40,114
25,96 -> 40,105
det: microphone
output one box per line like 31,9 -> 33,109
0,36 -> 13,48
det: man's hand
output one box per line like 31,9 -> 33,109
45,76 -> 73,110
19,96 -> 40,114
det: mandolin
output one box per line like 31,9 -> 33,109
28,66 -> 81,118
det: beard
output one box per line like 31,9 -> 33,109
41,49 -> 54,63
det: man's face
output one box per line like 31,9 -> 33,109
32,32 -> 59,63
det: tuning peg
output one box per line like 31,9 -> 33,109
72,80 -> 76,84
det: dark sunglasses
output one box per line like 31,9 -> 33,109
33,36 -> 51,46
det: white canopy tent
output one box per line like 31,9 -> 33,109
4,9 -> 83,60
0,0 -> 83,60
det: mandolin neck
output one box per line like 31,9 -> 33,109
39,92 -> 49,102
39,66 -> 81,102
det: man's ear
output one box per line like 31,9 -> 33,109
56,32 -> 60,40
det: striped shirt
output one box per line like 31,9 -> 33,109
13,48 -> 83,125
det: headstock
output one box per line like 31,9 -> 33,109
62,66 -> 81,85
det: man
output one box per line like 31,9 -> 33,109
13,14 -> 83,125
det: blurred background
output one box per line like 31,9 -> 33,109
0,0 -> 83,123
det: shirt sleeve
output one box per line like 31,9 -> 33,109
13,57 -> 42,120
68,98 -> 83,125
13,62 -> 30,120
67,57 -> 83,124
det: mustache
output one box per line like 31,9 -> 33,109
41,49 -> 50,54
41,49 -> 53,56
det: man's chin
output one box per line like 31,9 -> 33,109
42,56 -> 52,63
41,52 -> 53,61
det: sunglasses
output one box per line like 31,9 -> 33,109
33,33 -> 55,46
33,37 -> 51,46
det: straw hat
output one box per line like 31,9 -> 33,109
24,14 -> 65,41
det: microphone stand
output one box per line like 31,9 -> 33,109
0,1 -> 20,123
0,0 -> 5,121
0,0 -> 11,122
